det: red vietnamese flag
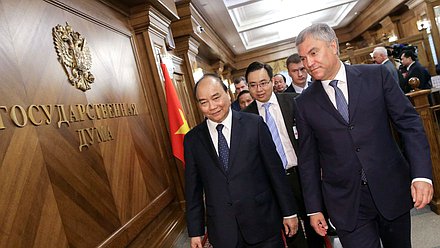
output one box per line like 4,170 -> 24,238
161,62 -> 190,165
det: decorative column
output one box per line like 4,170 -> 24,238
174,35 -> 203,123
130,5 -> 186,209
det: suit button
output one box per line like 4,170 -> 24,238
349,125 -> 354,130
356,148 -> 360,152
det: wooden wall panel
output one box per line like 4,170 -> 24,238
0,0 -> 183,247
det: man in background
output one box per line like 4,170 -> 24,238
231,76 -> 248,111
243,61 -> 324,248
273,73 -> 288,93
401,50 -> 432,90
285,53 -> 311,94
237,90 -> 254,110
372,46 -> 399,84
185,74 -> 298,248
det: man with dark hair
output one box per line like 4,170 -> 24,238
243,61 -> 324,248
273,73 -> 288,93
231,76 -> 248,111
237,89 -> 253,110
285,53 -> 311,93
400,50 -> 432,90
295,23 -> 433,248
185,73 -> 298,248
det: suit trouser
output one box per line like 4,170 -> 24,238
236,224 -> 284,248
285,167 -> 325,248
337,183 -> 411,248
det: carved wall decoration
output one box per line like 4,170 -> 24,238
52,22 -> 95,91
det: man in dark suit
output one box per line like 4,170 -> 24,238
295,23 -> 433,248
285,53 -> 311,94
184,74 -> 298,248
231,76 -> 248,111
243,62 -> 324,248
273,73 -> 288,93
401,50 -> 432,90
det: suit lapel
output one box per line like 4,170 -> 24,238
245,101 -> 259,114
276,94 -> 297,150
309,65 -> 362,124
345,65 -> 362,122
197,120 -> 228,176
310,80 -> 345,123
228,111 -> 242,171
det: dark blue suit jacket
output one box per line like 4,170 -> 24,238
184,110 -> 297,247
294,64 -> 432,232
406,61 -> 432,90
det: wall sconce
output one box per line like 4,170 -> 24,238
196,25 -> 205,34
417,19 -> 431,32
222,79 -> 229,88
193,68 -> 203,82
388,35 -> 398,42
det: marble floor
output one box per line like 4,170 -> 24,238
173,206 -> 440,248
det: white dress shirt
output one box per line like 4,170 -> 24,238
206,109 -> 232,154
292,83 -> 308,94
256,93 -> 298,169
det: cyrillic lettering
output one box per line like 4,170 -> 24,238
10,105 -> 28,127
56,104 -> 70,128
28,105 -> 42,126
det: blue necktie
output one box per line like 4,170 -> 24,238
262,103 -> 288,168
329,80 -> 349,123
216,124 -> 229,171
329,80 -> 367,182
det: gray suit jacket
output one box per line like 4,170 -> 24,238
383,60 -> 399,84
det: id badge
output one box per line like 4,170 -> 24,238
293,126 -> 299,139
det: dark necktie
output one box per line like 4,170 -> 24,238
216,124 -> 229,171
262,103 -> 288,168
329,80 -> 349,123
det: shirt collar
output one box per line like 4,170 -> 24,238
407,61 -> 415,70
381,58 -> 390,64
321,61 -> 347,86
206,108 -> 233,131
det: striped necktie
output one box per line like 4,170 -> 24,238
329,80 -> 349,123
262,103 -> 288,168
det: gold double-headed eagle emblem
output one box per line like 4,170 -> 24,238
52,22 -> 94,92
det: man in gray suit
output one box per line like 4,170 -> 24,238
372,46 -> 399,83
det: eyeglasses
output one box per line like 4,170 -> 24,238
249,80 -> 271,89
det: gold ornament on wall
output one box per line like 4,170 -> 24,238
52,22 -> 95,91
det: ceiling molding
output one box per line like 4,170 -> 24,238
335,0 -> 406,42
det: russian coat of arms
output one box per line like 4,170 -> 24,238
52,22 -> 94,91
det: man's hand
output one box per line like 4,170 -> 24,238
411,181 -> 434,209
283,217 -> 298,237
190,236 -> 203,248
310,212 -> 328,236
